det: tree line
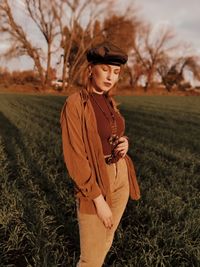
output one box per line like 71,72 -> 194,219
0,0 -> 200,92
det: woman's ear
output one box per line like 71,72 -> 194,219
88,64 -> 93,79
88,64 -> 92,73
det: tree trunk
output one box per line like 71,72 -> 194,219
45,42 -> 52,85
33,52 -> 45,87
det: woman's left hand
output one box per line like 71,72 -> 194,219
114,136 -> 129,158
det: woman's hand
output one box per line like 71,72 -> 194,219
114,136 -> 129,158
93,194 -> 113,229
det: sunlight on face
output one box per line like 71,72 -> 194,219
90,64 -> 121,94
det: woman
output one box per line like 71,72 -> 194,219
60,41 -> 140,267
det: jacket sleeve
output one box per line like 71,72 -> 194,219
60,97 -> 102,200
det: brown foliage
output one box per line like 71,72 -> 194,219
103,14 -> 140,53
0,69 -> 40,86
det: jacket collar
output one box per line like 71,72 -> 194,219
80,88 -> 89,104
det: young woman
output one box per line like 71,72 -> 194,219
60,42 -> 140,267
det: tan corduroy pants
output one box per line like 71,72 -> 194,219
76,157 -> 130,267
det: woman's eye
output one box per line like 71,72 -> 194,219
101,65 -> 109,71
114,70 -> 120,75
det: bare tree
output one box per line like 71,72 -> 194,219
157,56 -> 173,91
158,55 -> 200,91
0,0 -> 113,89
127,55 -> 146,87
24,0 -> 61,84
0,0 -> 45,85
179,56 -> 200,84
132,24 -> 179,91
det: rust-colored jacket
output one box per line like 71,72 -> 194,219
60,88 -> 140,214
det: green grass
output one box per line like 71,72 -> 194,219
0,94 -> 199,267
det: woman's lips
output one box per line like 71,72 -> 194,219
104,82 -> 112,87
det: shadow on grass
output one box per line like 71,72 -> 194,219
0,111 -> 79,266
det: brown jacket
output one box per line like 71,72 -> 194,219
60,88 -> 140,214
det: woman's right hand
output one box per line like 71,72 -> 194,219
93,194 -> 113,229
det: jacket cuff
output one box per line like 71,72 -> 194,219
90,189 -> 102,200
78,180 -> 102,200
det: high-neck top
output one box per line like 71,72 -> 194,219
89,92 -> 125,157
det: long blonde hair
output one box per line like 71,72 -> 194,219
81,62 -> 93,94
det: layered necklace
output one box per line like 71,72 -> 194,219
90,93 -> 119,147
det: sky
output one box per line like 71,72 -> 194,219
0,0 -> 199,73
116,0 -> 200,53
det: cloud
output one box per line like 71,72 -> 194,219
133,0 -> 200,54
0,43 -> 9,52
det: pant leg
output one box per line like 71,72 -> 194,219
76,158 -> 129,267
76,209 -> 107,267
103,158 -> 130,257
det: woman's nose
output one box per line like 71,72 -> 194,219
106,71 -> 112,80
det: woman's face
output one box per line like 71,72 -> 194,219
90,64 -> 121,94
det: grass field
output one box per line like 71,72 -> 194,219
0,93 -> 200,267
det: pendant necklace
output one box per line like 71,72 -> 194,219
90,93 -> 119,146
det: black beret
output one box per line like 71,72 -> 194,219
86,42 -> 128,66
